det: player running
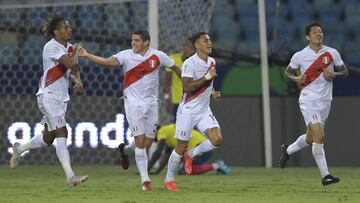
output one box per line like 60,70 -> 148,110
279,22 -> 348,186
10,12 -> 88,187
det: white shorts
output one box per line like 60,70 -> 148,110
37,95 -> 67,131
299,100 -> 331,126
175,113 -> 220,141
124,102 -> 158,138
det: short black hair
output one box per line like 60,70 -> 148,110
42,12 -> 65,38
190,32 -> 208,45
305,22 -> 322,36
132,30 -> 150,42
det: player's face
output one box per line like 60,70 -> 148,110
195,34 -> 212,55
55,20 -> 72,41
131,34 -> 149,54
308,26 -> 323,45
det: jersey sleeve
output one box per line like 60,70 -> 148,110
288,52 -> 300,69
158,51 -> 175,68
46,44 -> 66,61
181,60 -> 194,78
112,50 -> 127,65
331,49 -> 344,67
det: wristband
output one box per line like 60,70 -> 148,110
204,71 -> 212,80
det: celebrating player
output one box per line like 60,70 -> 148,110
10,12 -> 88,187
164,32 -> 222,191
279,22 -> 348,186
79,30 -> 181,191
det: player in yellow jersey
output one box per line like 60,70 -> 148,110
163,38 -> 195,121
148,123 -> 231,175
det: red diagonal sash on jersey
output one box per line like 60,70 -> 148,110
184,62 -> 215,103
302,51 -> 333,88
123,54 -> 160,89
45,64 -> 67,87
44,46 -> 73,87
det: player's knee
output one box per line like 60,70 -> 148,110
210,136 -> 222,146
175,140 -> 188,155
315,134 -> 325,143
43,136 -> 55,146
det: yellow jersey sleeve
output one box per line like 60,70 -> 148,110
156,124 -> 177,148
188,130 -> 206,149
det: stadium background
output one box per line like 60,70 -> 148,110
0,0 -> 360,167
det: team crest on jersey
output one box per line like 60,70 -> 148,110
149,60 -> 157,68
322,56 -> 329,64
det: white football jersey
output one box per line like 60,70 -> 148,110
177,53 -> 216,114
113,48 -> 175,105
289,45 -> 344,101
36,39 -> 73,101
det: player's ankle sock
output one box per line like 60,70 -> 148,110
212,163 -> 219,170
312,143 -> 329,178
124,141 -> 135,155
191,164 -> 215,175
55,137 -> 75,180
287,134 -> 309,155
188,139 -> 216,158
165,151 -> 182,182
135,147 -> 150,183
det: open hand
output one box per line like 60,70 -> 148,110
73,82 -> 84,94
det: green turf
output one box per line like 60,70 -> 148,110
1,166 -> 360,203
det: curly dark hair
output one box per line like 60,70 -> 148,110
42,12 -> 65,38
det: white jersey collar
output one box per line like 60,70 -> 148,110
51,38 -> 71,49
194,53 -> 211,66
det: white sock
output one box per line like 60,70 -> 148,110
17,142 -> 32,154
187,139 -> 217,158
312,143 -> 329,178
135,147 -> 150,183
165,150 -> 182,182
55,137 -> 75,180
212,163 -> 219,170
17,134 -> 47,154
287,134 -> 309,155
124,141 -> 136,155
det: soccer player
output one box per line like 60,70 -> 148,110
10,12 -> 88,187
79,30 -> 181,191
148,123 -> 231,175
164,32 -> 222,191
163,38 -> 195,121
279,22 -> 348,186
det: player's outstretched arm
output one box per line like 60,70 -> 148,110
79,47 -> 119,67
183,67 -> 216,93
59,43 -> 81,70
169,64 -> 182,78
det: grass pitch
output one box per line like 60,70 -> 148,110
1,165 -> 360,203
